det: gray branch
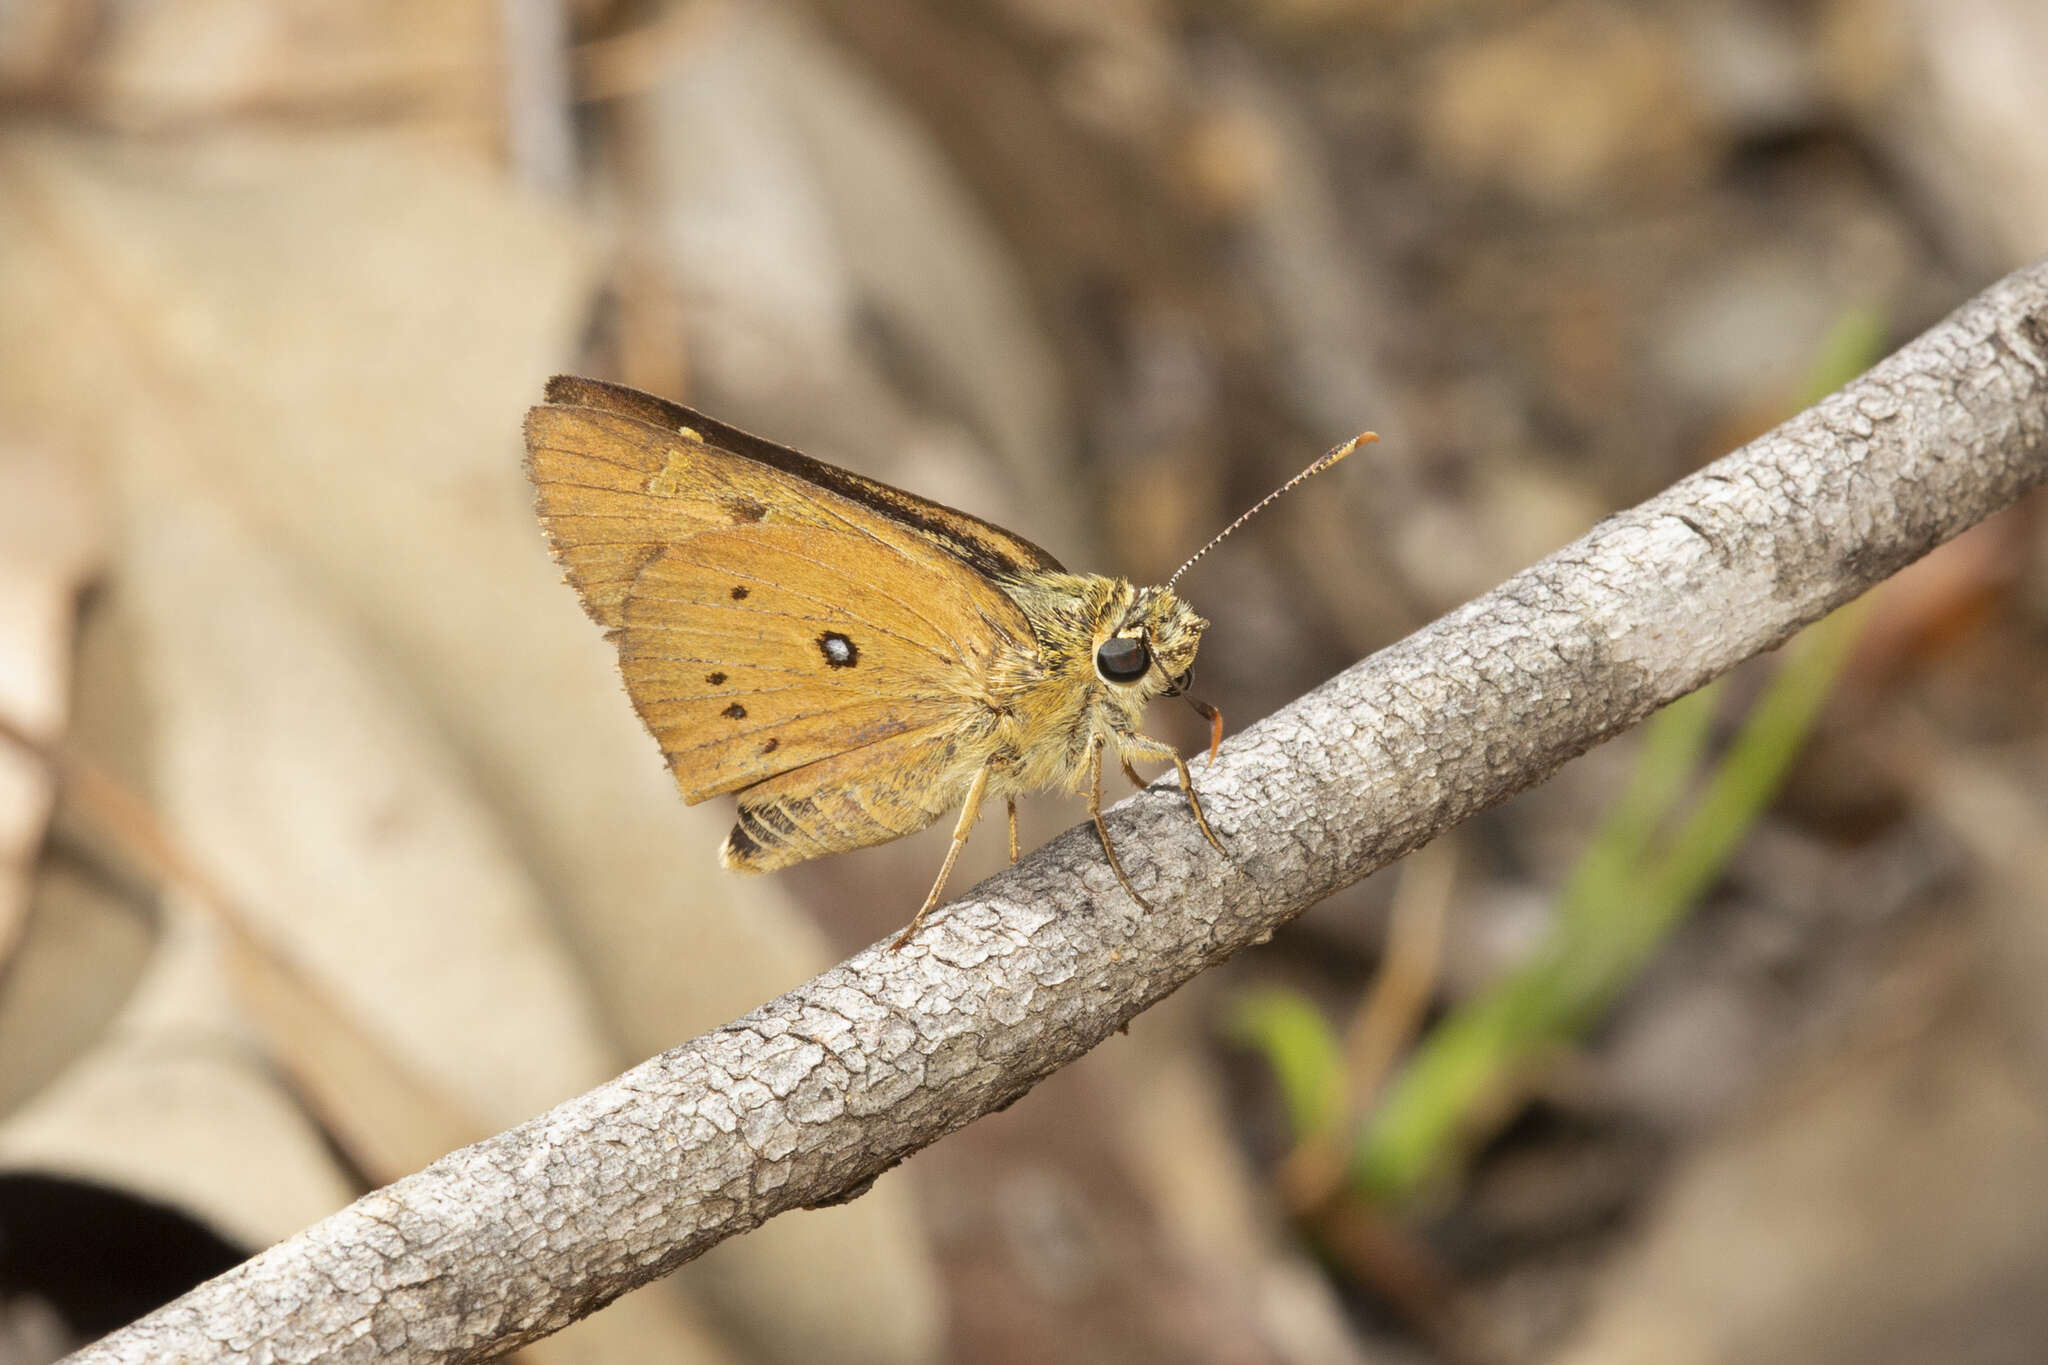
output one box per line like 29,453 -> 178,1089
68,260 -> 2048,1364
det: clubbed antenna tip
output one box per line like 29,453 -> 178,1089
1165,431 -> 1377,591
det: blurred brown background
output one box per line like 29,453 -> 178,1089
2,1 -> 2047,1362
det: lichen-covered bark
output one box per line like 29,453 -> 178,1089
67,260 -> 2048,1364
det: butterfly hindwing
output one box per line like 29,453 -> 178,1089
620,526 -> 992,801
722,721 -> 973,872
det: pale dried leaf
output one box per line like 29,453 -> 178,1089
1552,965 -> 2048,1365
0,863 -> 154,1123
0,908 -> 359,1252
0,441 -> 102,967
80,0 -> 504,157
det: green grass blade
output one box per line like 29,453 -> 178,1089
1228,987 -> 1345,1142
1351,601 -> 1870,1202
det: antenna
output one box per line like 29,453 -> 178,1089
1165,431 -> 1377,591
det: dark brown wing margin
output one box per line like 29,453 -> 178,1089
540,375 -> 1065,581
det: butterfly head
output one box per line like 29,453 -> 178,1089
1095,584 -> 1207,701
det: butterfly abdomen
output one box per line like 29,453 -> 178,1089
717,722 -> 993,872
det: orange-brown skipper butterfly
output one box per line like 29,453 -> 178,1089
526,377 -> 1368,946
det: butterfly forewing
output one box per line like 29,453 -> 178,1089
529,376 -> 1063,606
525,382 -> 1044,832
525,404 -> 838,629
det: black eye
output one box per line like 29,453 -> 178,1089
1095,635 -> 1151,683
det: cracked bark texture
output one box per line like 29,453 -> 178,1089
67,259 -> 2048,1363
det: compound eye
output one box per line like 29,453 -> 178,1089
1095,635 -> 1151,683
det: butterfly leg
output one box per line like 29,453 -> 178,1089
1122,733 -> 1227,856
892,762 -> 992,949
1007,798 -> 1020,864
1088,733 -> 1153,912
1120,757 -> 1147,790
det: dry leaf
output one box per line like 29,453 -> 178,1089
0,907 -> 360,1252
0,440 -> 102,967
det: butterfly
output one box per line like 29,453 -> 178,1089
525,376 -> 1367,946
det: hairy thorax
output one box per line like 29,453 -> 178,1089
975,570 -> 1207,797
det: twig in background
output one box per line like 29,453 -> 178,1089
499,0 -> 577,195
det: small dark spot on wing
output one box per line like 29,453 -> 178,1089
726,497 -> 768,523
722,702 -> 747,720
762,737 -> 779,754
706,671 -> 727,685
730,586 -> 750,600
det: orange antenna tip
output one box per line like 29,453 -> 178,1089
1331,431 -> 1378,463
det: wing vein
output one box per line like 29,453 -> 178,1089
626,589 -> 953,669
673,535 -> 982,666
